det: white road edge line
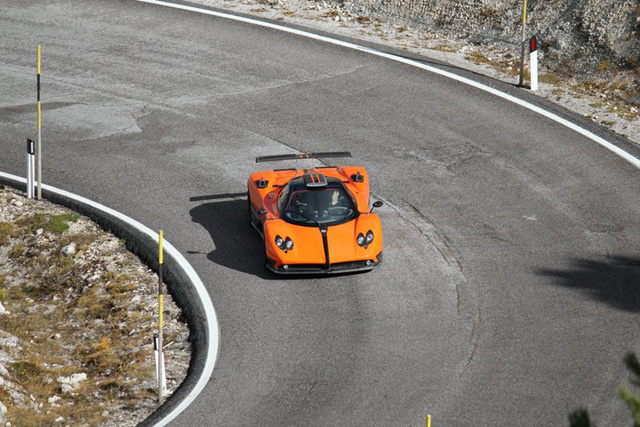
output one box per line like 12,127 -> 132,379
135,0 -> 640,171
0,171 -> 219,427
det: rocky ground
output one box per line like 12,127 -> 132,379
0,185 -> 189,427
190,0 -> 640,145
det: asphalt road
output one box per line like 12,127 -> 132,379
1,1 -> 640,426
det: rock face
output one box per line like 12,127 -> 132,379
343,0 -> 639,76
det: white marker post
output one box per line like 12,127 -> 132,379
153,334 -> 168,398
26,139 -> 35,199
530,36 -> 538,91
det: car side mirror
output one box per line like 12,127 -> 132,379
258,208 -> 268,215
370,200 -> 384,213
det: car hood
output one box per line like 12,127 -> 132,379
264,214 -> 382,266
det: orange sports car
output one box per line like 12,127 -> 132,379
248,152 -> 383,274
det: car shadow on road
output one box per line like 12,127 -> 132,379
189,192 -> 272,278
536,256 -> 640,313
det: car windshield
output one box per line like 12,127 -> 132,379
282,186 -> 357,226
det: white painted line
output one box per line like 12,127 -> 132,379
134,0 -> 640,171
0,171 -> 219,427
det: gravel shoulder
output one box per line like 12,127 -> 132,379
0,185 -> 189,427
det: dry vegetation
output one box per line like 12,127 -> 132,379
0,185 -> 189,426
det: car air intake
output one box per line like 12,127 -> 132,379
303,172 -> 327,187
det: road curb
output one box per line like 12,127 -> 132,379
0,172 -> 218,427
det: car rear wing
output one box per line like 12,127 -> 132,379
255,151 -> 352,163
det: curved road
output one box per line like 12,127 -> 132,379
2,1 -> 640,425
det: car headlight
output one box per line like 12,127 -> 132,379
275,235 -> 293,252
356,233 -> 365,246
366,230 -> 374,244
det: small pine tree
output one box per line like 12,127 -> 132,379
569,408 -> 595,427
619,352 -> 640,427
570,352 -> 640,427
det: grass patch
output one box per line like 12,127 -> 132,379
433,44 -> 457,53
466,51 -> 490,65
597,60 -> 611,72
478,5 -> 500,19
60,231 -> 98,253
0,310 -> 52,341
18,213 -> 79,235
9,361 -> 43,385
34,256 -> 78,296
82,336 -> 123,372
572,79 -> 609,93
8,404 -> 106,427
465,51 -> 520,75
539,73 -> 563,86
7,358 -> 60,398
0,222 -> 16,245
9,243 -> 25,259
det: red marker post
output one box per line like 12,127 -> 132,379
530,36 -> 538,91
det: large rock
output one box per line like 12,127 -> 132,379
61,242 -> 77,257
57,373 -> 87,392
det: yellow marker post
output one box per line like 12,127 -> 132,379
157,230 -> 165,402
36,45 -> 42,199
518,0 -> 528,87
427,414 -> 431,427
